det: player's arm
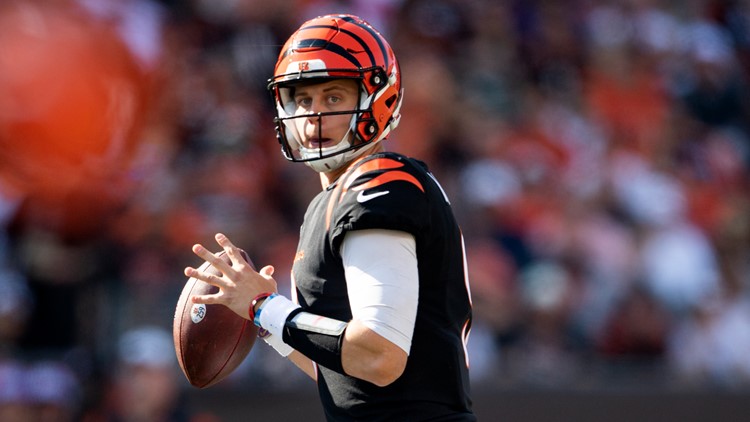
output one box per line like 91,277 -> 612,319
339,229 -> 417,386
254,229 -> 418,386
288,351 -> 316,380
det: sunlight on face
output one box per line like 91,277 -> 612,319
291,79 -> 359,149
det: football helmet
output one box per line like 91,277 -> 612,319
268,14 -> 402,173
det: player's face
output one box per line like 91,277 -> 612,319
291,79 -> 359,150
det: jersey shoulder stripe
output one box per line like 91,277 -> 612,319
342,157 -> 424,194
325,155 -> 424,230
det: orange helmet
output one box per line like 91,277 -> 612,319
268,14 -> 402,172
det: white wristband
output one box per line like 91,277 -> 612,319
256,294 -> 300,338
259,329 -> 294,357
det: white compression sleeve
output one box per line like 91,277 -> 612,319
341,229 -> 419,354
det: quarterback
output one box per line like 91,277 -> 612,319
186,14 -> 476,421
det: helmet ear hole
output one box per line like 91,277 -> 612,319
356,115 -> 378,143
369,69 -> 387,88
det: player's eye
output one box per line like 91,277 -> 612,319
295,96 -> 312,108
329,89 -> 355,106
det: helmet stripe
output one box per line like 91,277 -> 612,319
339,16 -> 389,69
305,23 -> 374,66
285,37 -> 363,68
292,20 -> 388,70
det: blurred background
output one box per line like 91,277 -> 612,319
0,0 -> 749,421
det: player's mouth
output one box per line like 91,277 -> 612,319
306,137 -> 336,149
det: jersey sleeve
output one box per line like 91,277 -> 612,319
342,229 -> 419,354
327,153 -> 430,255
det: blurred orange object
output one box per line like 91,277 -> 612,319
0,0 -> 147,235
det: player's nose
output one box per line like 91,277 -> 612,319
306,110 -> 323,126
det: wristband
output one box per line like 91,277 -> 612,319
256,294 -> 300,336
249,292 -> 273,324
259,329 -> 294,357
283,317 -> 347,374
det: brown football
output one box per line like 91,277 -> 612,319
173,249 -> 257,388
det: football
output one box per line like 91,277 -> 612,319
173,249 -> 258,388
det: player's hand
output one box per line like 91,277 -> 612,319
185,233 -> 278,320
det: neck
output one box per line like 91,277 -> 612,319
320,168 -> 345,189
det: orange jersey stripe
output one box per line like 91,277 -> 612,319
343,157 -> 424,197
342,157 -> 404,190
326,157 -> 424,230
325,181 -> 344,232
351,170 -> 424,193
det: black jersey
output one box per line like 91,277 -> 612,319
291,152 -> 475,421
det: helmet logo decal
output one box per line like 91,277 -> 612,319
299,62 -> 310,71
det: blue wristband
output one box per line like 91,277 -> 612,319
252,293 -> 276,327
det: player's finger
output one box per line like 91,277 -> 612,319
184,266 -> 232,289
191,293 -> 223,305
192,244 -> 232,274
215,233 -> 243,266
260,265 -> 275,277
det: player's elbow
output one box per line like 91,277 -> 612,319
342,319 -> 409,386
363,352 -> 407,387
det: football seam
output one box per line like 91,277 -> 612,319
203,318 -> 251,388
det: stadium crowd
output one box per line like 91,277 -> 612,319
0,0 -> 749,420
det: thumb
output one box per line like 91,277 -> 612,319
260,265 -> 275,277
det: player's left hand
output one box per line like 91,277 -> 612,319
185,233 -> 277,320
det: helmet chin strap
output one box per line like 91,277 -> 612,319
299,116 -> 362,173
306,140 -> 382,173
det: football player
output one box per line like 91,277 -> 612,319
186,14 -> 476,421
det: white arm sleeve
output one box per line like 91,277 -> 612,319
341,229 -> 418,354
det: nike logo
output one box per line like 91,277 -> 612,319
357,190 -> 390,203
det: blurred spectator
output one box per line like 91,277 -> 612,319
82,325 -> 207,422
0,360 -> 30,422
0,267 -> 33,357
25,360 -> 82,422
639,220 -> 722,315
509,260 -> 585,387
668,294 -> 750,388
679,18 -> 749,131
596,285 -> 670,359
0,359 -> 81,422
